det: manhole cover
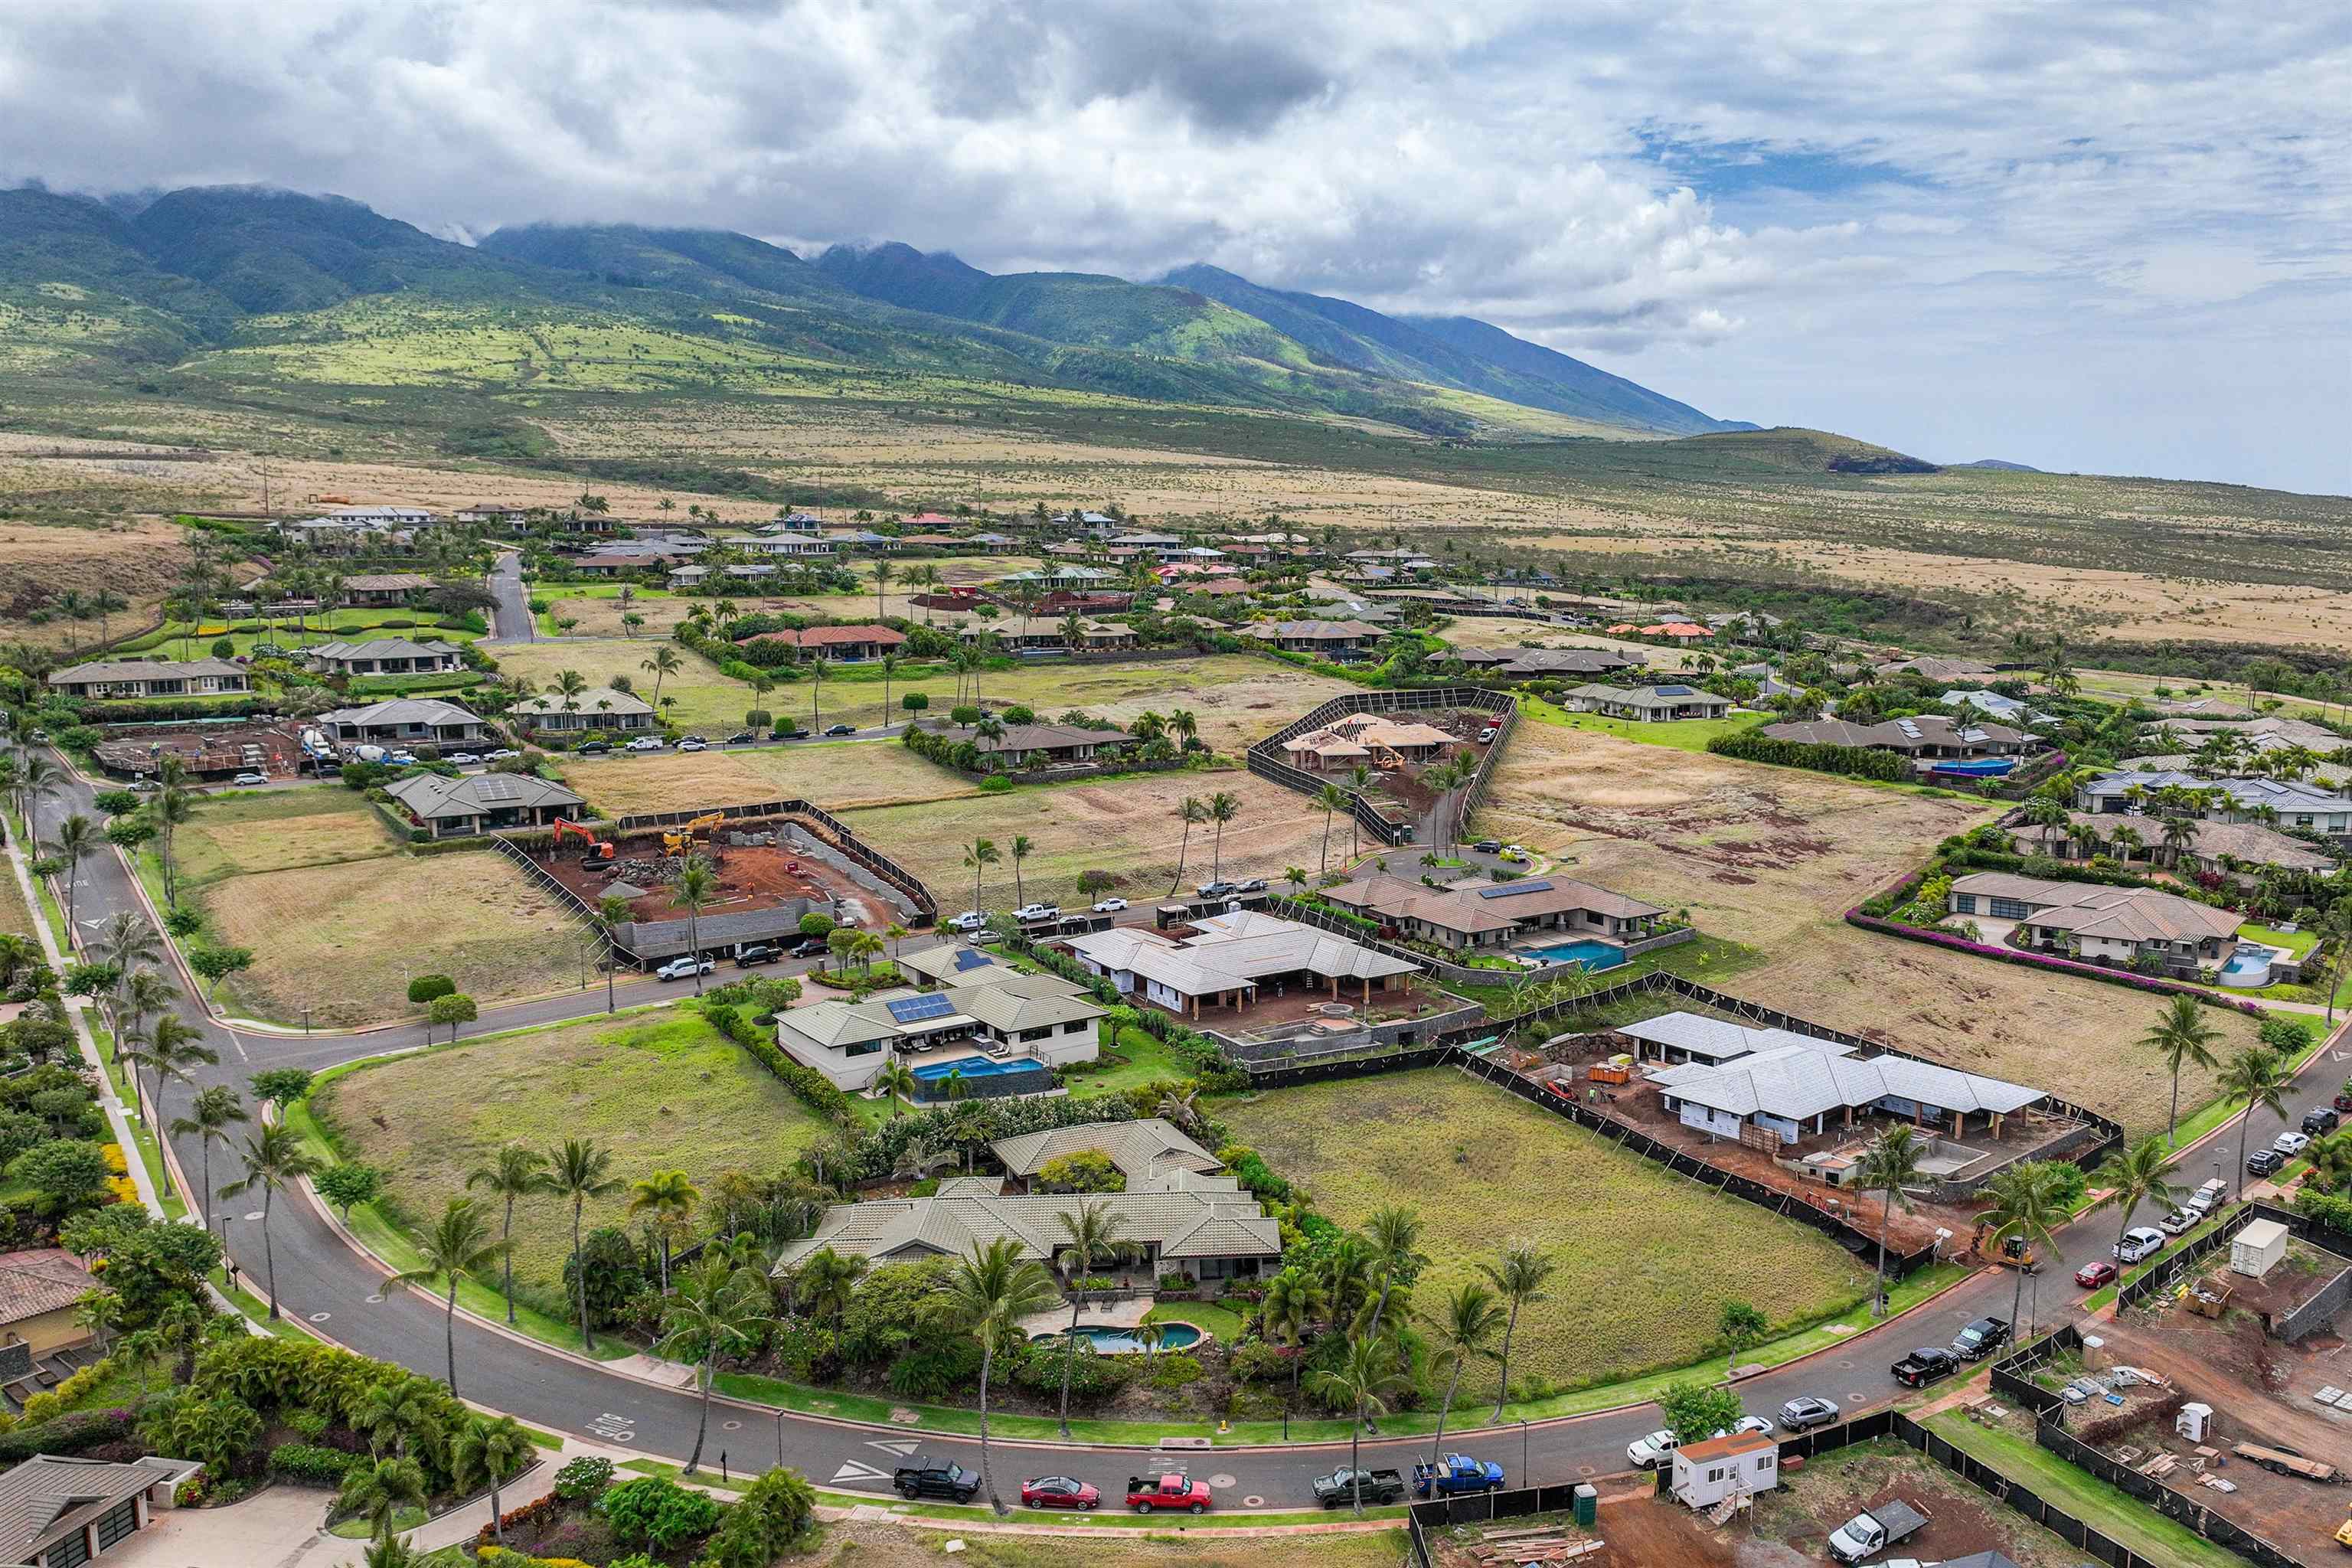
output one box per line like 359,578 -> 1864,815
1576,1465 -> 1596,1476
364,1294 -> 384,1304
308,1312 -> 330,1323
1207,1473 -> 1237,1489
1243,1494 -> 1266,1507
723,1420 -> 741,1430
244,1211 -> 265,1222
1849,1391 -> 1868,1403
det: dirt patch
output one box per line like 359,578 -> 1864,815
1754,1437 -> 2088,1567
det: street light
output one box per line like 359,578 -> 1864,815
1520,1419 -> 1529,1485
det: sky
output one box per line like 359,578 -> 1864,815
4,1 -> 2347,493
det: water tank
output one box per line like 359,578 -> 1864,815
2177,1402 -> 2212,1442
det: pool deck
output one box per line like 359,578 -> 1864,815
1017,1294 -> 1155,1339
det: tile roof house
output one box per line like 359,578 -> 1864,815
305,638 -> 466,676
1558,684 -> 1733,722
338,572 -> 435,606
2073,773 -> 2352,841
1762,714 -> 2034,760
772,964 -> 1105,1092
47,659 -> 250,701
0,1453 -> 203,1568
1063,910 -> 1419,1021
1279,713 -> 1458,769
2012,812 -> 2340,877
384,772 -> 585,838
733,624 -> 907,661
1243,619 -> 1388,656
0,1250 -> 100,1356
1947,872 -> 2243,975
508,687 -> 655,732
1321,871 -> 1664,951
921,721 -> 1131,766
1458,647 -> 1645,679
1878,655 -> 1998,683
316,697 -> 488,746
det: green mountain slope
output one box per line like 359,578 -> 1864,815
478,223 -> 853,304
1400,312 -> 1748,436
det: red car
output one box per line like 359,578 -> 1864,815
1020,1475 -> 1099,1510
2075,1259 -> 2118,1289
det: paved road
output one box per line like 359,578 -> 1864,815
485,550 -> 536,644
24,754 -> 2350,1508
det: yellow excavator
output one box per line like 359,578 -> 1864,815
1969,1218 -> 2040,1272
662,811 -> 727,857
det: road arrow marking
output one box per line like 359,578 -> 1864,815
831,1459 -> 892,1486
867,1439 -> 922,1457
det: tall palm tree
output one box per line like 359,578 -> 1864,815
2092,1135 -> 2184,1260
1050,1200 -> 1129,1438
121,1014 -> 217,1131
14,749 -> 65,823
546,1138 -> 623,1351
1980,1161 -> 2066,1338
629,1168 -> 701,1290
42,814 -> 101,933
871,557 -> 896,620
656,1256 -> 777,1473
790,1245 -> 868,1322
2220,1047 -> 2292,1200
336,1456 -> 426,1544
150,775 -> 196,905
449,1414 -> 535,1548
806,654 -> 830,732
168,1086 -> 247,1236
639,645 -> 684,711
596,893 -> 631,1014
118,967 -> 181,1063
945,1236 -> 1060,1514
1008,835 -> 1034,909
1426,1282 -> 1504,1471
2140,995 -> 2223,1147
1314,782 -> 1350,874
1261,1266 -> 1327,1437
1169,797 -> 1207,893
1361,1205 -> 1426,1338
1306,1335 -> 1410,1516
1854,1125 -> 1926,1317
879,652 -> 900,720
873,1058 -> 919,1119
668,857 -> 717,995
465,1145 -> 550,1325
1206,791 -> 1241,877
1479,1240 -> 1556,1422
552,668 -> 589,717
92,913 -> 164,1004
962,838 -> 999,920
386,1197 -> 508,1396
217,1122 -> 321,1319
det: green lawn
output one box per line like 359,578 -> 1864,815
1515,695 -> 1753,753
1056,1025 -> 1191,1095
2240,922 -> 2319,959
171,785 -> 401,892
1926,1413 -> 2249,1568
116,605 -> 485,660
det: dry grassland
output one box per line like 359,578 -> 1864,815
175,789 -> 400,889
561,740 -> 983,817
0,517 -> 231,651
203,851 -> 589,1027
1474,724 -> 2255,1131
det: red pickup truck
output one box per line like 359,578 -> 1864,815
1125,1472 -> 1212,1514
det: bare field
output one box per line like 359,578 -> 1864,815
0,517 -> 226,650
201,851 -> 591,1027
1475,723 -> 2252,1131
175,787 -> 399,889
561,740 -> 982,816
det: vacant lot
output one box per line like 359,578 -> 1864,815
199,851 -> 587,1027
1223,1070 -> 1870,1399
493,636 -> 760,732
0,516 -> 234,652
560,739 -> 983,817
1473,722 -> 2256,1131
807,1521 -> 1407,1567
1752,1438 -> 2142,1568
0,857 -> 35,940
175,786 -> 400,889
318,1011 -> 828,1294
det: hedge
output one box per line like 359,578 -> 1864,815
270,1442 -> 363,1484
0,1407 -> 141,1465
1707,730 -> 1912,781
1846,902 -> 2265,1018
701,1002 -> 856,1122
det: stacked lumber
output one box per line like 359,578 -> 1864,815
1465,1524 -> 1608,1564
2136,1452 -> 2180,1479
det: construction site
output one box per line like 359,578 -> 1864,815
90,715 -> 305,781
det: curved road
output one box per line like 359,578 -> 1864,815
24,754 -> 2348,1508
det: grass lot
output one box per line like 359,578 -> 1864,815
118,605 -> 485,659
316,1011 -> 830,1296
1059,1025 -> 1194,1096
172,785 -> 400,890
495,636 -> 758,731
560,738 -> 984,816
1926,1413 -> 2248,1568
1517,694 -> 1754,753
198,850 -> 590,1027
1221,1070 -> 1873,1400
0,850 -> 34,939
1473,720 -> 2262,1133
802,1521 -> 1408,1565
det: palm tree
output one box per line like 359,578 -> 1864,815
150,776 -> 195,904
945,1236 -> 1060,1514
1206,791 -> 1241,877
873,1058 -> 919,1119
790,1245 -> 868,1322
546,1138 -> 623,1351
42,814 -> 100,932
2306,1128 -> 2352,1194
1261,1266 -> 1327,1437
2092,1135 -> 2184,1261
121,1014 -> 217,1133
879,652 -> 900,720
640,645 -> 684,710
2141,995 -> 2223,1147
385,1198 -> 508,1396
14,749 -> 65,824
1008,835 -> 1035,908
337,1455 -> 426,1544
656,1256 -> 777,1473
1854,1125 -> 1926,1317
596,893 -> 631,1014
552,668 -> 589,717
1362,1204 -> 1426,1338
668,857 -> 717,995
1306,1335 -> 1410,1515
806,654 -> 830,731
1426,1282 -> 1504,1470
1050,1200 -> 1129,1439
962,838 -> 999,920
629,1168 -> 701,1290
1479,1241 -> 1556,1421
449,1414 -> 535,1548
465,1144 -> 550,1325
871,557 -> 896,620
168,1086 -> 247,1236
2220,1047 -> 2292,1200
92,913 -> 164,1001
217,1122 -> 320,1320
1980,1161 -> 2066,1338
1314,782 -> 1350,873
1168,709 -> 1199,750
1169,796 -> 1207,893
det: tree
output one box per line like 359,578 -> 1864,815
1426,1281 -> 1504,1468
668,858 -> 718,995
1657,1380 -> 1745,1445
248,1067 -> 314,1109
2092,1135 -> 2184,1260
316,1163 -> 383,1223
790,1245 -> 868,1323
121,1014 -> 217,1133
1479,1240 -> 1556,1421
1206,791 -> 1241,877
806,654 -> 829,730
1362,1204 -> 1425,1341
425,992 -> 477,1042
8,1140 -> 111,1213
2141,995 -> 2223,1147
698,1465 -> 817,1566
962,837 -> 999,920
1854,1125 -> 1926,1317
218,1123 -> 320,1318
41,813 -> 100,933
1170,796 -> 1207,893
878,652 -> 900,720
407,974 -> 456,1007
873,1059 -> 919,1119
188,945 -> 254,1001
1009,835 -> 1035,908
945,1236 -> 1060,1514
1305,1334 -> 1410,1515
1717,1298 -> 1767,1382
1314,782 -> 1350,872
629,1168 -> 701,1291
336,1455 -> 427,1544
1035,1148 -> 1123,1193
1261,1266 -> 1327,1436
640,645 -> 683,710
871,557 -> 895,620
386,1197 -> 508,1396
657,1256 -> 777,1473
1050,1199 -> 1129,1437
597,893 -> 631,1014
449,1414 -> 535,1548
2220,1046 -> 2292,1200
466,1144 -> 550,1325
543,1138 -> 623,1351
168,1086 -> 248,1235
1980,1161 -> 2068,1338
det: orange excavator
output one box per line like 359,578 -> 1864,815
552,818 -> 614,868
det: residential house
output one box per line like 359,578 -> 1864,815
771,965 -> 1105,1093
306,638 -> 467,678
338,573 -> 434,607
508,686 -> 655,733
1107,531 -> 1188,561
999,564 -> 1122,592
1343,547 -> 1439,575
571,550 -> 675,577
454,502 -> 528,525
1761,714 -> 2035,760
0,1453 -> 204,1568
47,659 -> 250,701
383,772 -> 585,838
1279,712 -> 1457,770
933,616 -> 1135,652
0,1250 -> 100,1355
911,585 -> 985,612
733,624 -> 907,662
316,697 -> 488,747
1455,647 -> 1643,680
667,565 -> 711,589
2075,772 -> 2352,841
552,511 -> 620,534
1558,684 -> 1733,722
923,720 -> 1130,766
1243,619 -> 1387,658
722,564 -> 779,583
761,511 -> 825,534
2015,812 -> 2338,878
1064,910 -> 1421,1020
897,533 -> 963,550
1178,577 -> 1253,599
1946,872 -> 2243,975
736,534 -> 838,557
1878,655 -> 1998,684
1941,689 -> 2061,727
327,505 -> 437,528
1604,621 -> 1713,644
1321,871 -> 1666,951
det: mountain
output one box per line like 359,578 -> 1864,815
1952,459 -> 2042,472
479,223 -> 850,304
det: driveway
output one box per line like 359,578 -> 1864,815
483,550 -> 535,644
106,1483 -> 327,1568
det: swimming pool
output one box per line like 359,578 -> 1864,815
1931,758 -> 2017,777
910,1055 -> 1037,1082
2216,946 -> 2278,988
1521,938 -> 1627,972
1031,1322 -> 1204,1354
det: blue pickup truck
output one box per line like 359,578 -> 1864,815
1413,1453 -> 1504,1498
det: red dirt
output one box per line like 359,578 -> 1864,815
540,831 -> 878,924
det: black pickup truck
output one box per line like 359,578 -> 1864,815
1891,1346 -> 1959,1388
1313,1466 -> 1406,1508
893,1458 -> 981,1501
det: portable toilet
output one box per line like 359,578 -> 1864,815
2230,1218 -> 2288,1279
2177,1402 -> 2212,1443
1573,1482 -> 1597,1529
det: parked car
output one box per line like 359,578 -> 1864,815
130,778 -> 160,792
1776,1396 -> 1840,1432
1472,839 -> 1501,854
947,910 -> 988,932
1092,897 -> 1128,913
2273,1129 -> 2311,1156
655,956 -> 716,982
1890,1347 -> 1958,1388
577,741 -> 613,756
1827,1500 -> 1931,1563
2303,1106 -> 2340,1135
1195,880 -> 1238,899
2334,1077 -> 2352,1112
1313,1467 -> 1406,1508
1014,903 -> 1061,923
1018,1475 -> 1099,1510
1949,1316 -> 2011,1361
1235,877 -> 1268,893
2115,1226 -> 2165,1265
2247,1148 -> 2286,1177
387,750 -> 418,766
2074,1259 -> 2118,1290
2158,1207 -> 2199,1236
1498,844 -> 1529,862
1476,725 -> 1499,743
734,945 -> 781,968
446,752 -> 482,765
726,731 -> 756,745
788,938 -> 831,959
1124,1472 -> 1211,1514
484,748 -> 519,760
1625,1429 -> 1680,1468
230,771 -> 270,786
2187,1178 -> 2229,1214
1716,1415 -> 1775,1439
825,724 -> 857,736
678,738 -> 708,752
625,736 -> 664,751
894,1459 -> 979,1502
1413,1454 -> 1504,1497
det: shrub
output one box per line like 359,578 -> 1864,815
1034,1148 -> 1124,1194
901,692 -> 929,711
887,1338 -> 983,1398
407,974 -> 456,1005
978,775 -> 1014,792
1146,1352 -> 1204,1390
553,1453 -> 615,1501
534,1518 -> 619,1563
283,1406 -> 331,1440
1227,1340 -> 1285,1384
697,1467 -> 818,1566
599,1475 -> 722,1551
270,1442 -> 361,1485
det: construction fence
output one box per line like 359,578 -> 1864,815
1246,685 -> 1517,848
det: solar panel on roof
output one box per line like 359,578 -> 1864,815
886,992 -> 957,1024
952,949 -> 995,972
1476,880 -> 1553,899
1651,684 -> 1694,696
472,776 -> 521,802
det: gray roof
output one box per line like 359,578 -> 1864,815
511,686 -> 654,717
992,1119 -> 1218,1187
2080,772 -> 2352,813
775,1182 -> 1277,1271
1949,872 -> 2243,943
1655,1038 -> 2044,1123
0,1454 -> 201,1562
50,658 -> 243,685
1615,1013 -> 1820,1063
320,697 -> 482,729
1066,910 -> 1418,997
384,771 -> 583,821
309,637 -> 465,662
620,900 -> 817,959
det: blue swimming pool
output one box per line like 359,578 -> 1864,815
1031,1322 -> 1204,1354
910,1055 -> 1036,1081
1932,758 -> 2017,777
1521,939 -> 1627,972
